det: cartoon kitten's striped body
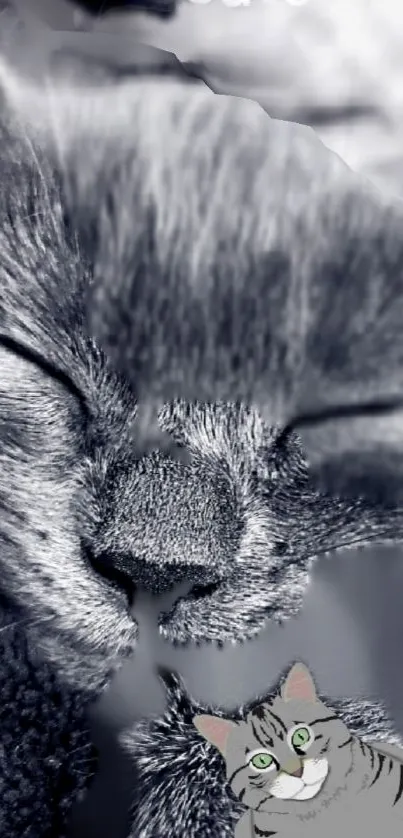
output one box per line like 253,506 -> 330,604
194,664 -> 403,838
249,737 -> 403,837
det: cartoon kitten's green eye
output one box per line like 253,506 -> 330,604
249,752 -> 274,771
291,726 -> 312,750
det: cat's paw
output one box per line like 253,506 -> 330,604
158,561 -> 311,647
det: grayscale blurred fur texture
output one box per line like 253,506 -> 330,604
2,54 -> 403,689
0,609 -> 97,838
2,42 -> 403,837
121,665 -> 403,838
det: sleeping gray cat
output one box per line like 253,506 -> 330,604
194,662 -> 403,837
2,50 -> 403,693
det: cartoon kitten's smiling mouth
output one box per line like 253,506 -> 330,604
269,758 -> 329,801
289,775 -> 326,801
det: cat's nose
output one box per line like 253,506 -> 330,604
285,762 -> 303,778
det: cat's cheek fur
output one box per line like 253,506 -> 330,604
301,757 -> 329,788
268,773 -> 304,800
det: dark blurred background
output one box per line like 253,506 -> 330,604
3,2 -> 403,836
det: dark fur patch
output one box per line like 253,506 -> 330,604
0,611 -> 97,838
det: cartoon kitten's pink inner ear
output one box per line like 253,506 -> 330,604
281,663 -> 318,703
193,715 -> 237,756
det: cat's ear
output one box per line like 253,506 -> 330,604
281,663 -> 318,703
193,714 -> 237,756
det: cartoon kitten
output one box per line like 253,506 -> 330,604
194,663 -> 403,837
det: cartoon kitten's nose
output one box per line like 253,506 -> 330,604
285,763 -> 303,778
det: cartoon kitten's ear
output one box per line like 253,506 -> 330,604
193,715 -> 237,757
281,663 -> 318,703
